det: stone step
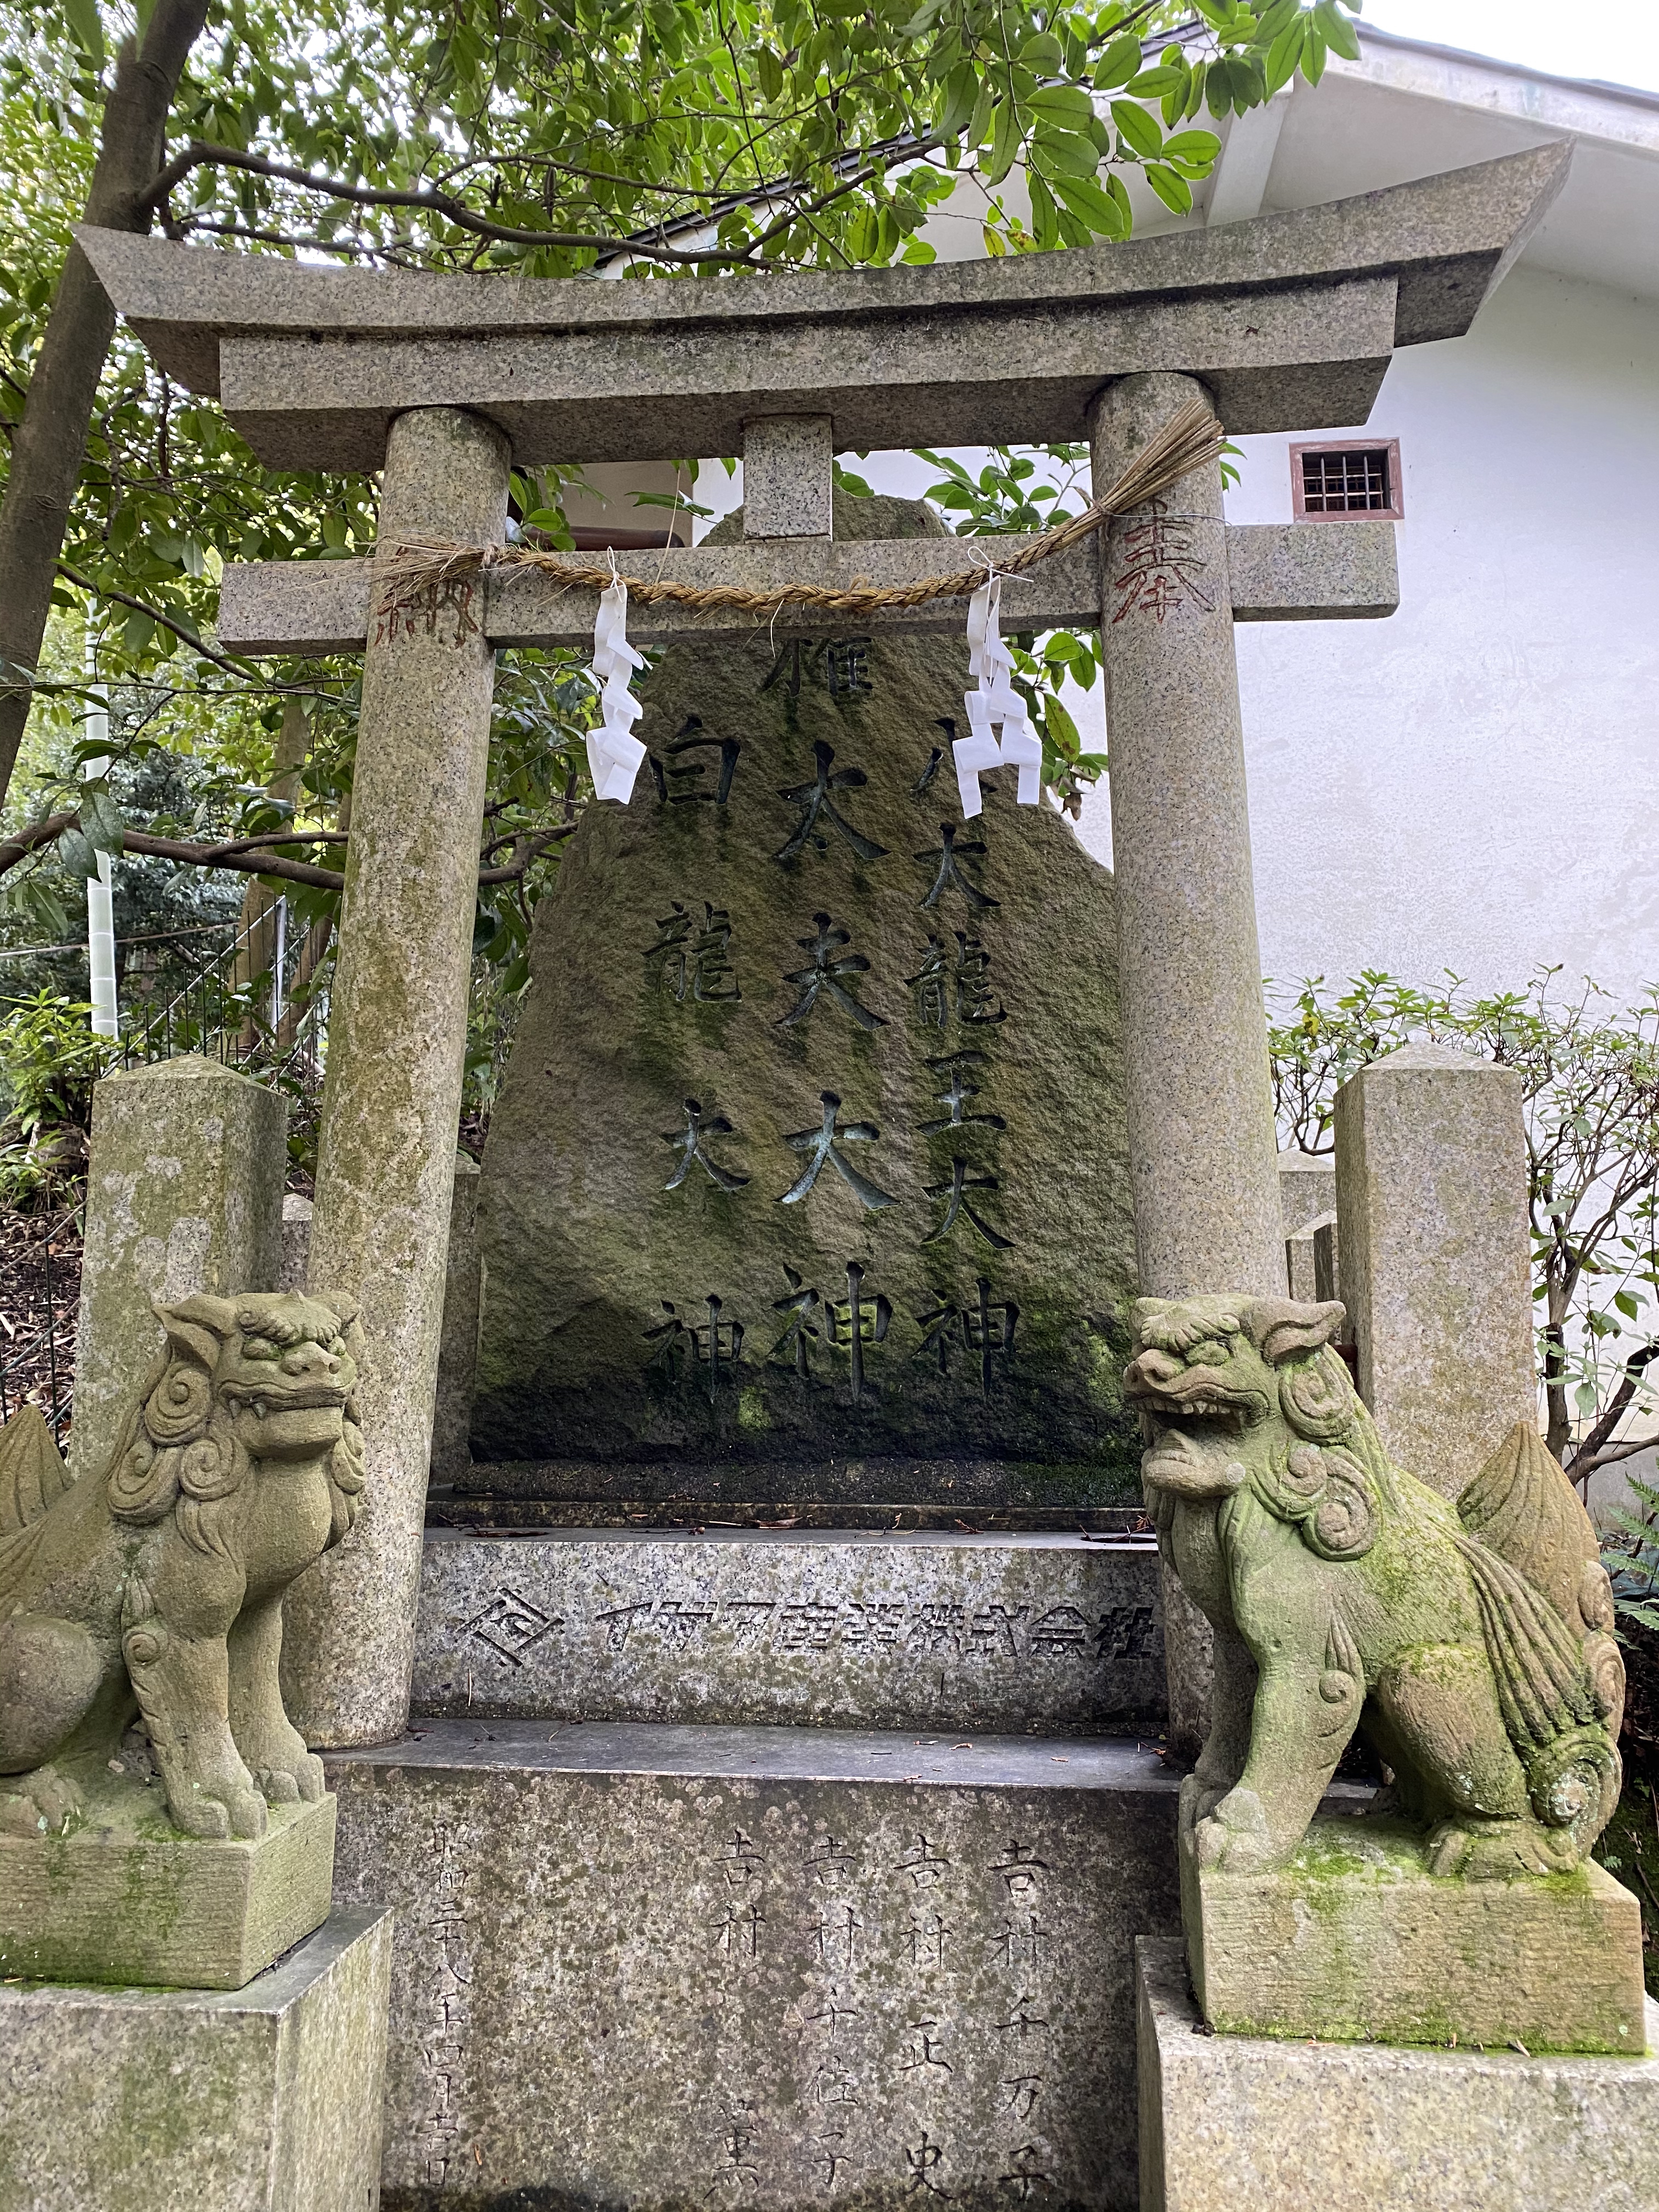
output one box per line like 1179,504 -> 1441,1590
325,1719 -> 1181,2210
413,1527 -> 1165,1734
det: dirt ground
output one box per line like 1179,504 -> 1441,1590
0,1197 -> 81,1438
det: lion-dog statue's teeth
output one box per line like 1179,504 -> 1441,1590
1127,1295 -> 1624,1883
0,1290 -> 365,1842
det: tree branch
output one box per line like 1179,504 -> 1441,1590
145,142 -> 780,269
1565,1339 -> 1659,1476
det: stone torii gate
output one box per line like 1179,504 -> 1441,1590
81,142 -> 1566,1751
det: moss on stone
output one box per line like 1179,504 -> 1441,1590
474,494 -> 1138,1498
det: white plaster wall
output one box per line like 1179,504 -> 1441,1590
1179,263 -> 1659,1010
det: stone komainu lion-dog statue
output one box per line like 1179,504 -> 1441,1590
1126,1294 -> 1626,1881
0,1291 -> 363,1841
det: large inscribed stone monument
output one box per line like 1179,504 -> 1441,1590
475,495 -> 1137,1488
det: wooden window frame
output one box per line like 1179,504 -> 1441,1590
1289,437 -> 1404,523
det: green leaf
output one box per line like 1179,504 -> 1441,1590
63,0 -> 103,66
1048,170 -> 1128,239
1025,84 -> 1094,122
1161,128 -> 1222,162
1028,170 -> 1060,251
1615,1288 -> 1642,1321
981,97 -> 1023,187
1316,1 -> 1362,62
1265,14 -> 1307,92
1019,31 -> 1064,72
1144,162 -> 1194,216
755,46 -> 785,100
1093,33 -> 1142,90
1031,126 -> 1104,179
1110,99 -> 1163,160
939,61 -> 980,139
57,827 -> 100,881
1302,25 -> 1328,83
1126,66 -> 1185,97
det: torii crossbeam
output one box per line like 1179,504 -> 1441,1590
82,142 -> 1568,1753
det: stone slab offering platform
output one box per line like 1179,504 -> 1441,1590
0,1788 -> 337,1990
1137,1936 -> 1659,2212
1183,1810 -> 1647,2056
429,1491 -> 1149,1533
413,1527 -> 1165,1733
440,1454 -> 1147,1512
0,1906 -> 392,2212
326,1718 -> 1181,2210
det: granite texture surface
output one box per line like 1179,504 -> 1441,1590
326,1719 -> 1181,2210
1334,1042 -> 1537,1499
77,146 -> 1569,467
1277,1149 -> 1337,1239
1138,1934 -> 1659,2212
743,414 -> 834,539
283,408 -> 509,1751
218,518 -> 1400,657
0,1906 -> 393,2211
0,1790 -> 336,1990
473,494 -> 1139,1490
1087,371 -> 1283,1767
410,1528 -> 1165,1731
71,1054 -> 285,1482
1182,1812 -> 1647,2056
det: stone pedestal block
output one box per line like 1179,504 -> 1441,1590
0,1791 -> 336,1991
1181,1812 -> 1647,2057
0,1906 -> 393,2211
1277,1149 -> 1335,1240
279,1189 -> 313,1290
1334,1043 -> 1536,1498
412,1526 -> 1165,1731
71,1054 -> 286,1483
1137,1935 -> 1659,2212
328,1719 -> 1181,2209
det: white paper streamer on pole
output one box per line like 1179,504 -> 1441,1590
956,577 -> 1042,819
585,577 -> 647,803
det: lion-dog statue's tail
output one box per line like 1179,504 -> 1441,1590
1456,1424 -> 1626,1857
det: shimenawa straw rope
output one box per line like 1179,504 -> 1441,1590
373,397 -> 1225,625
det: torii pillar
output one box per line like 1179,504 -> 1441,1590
77,141 -> 1567,1750
285,408 -> 509,1744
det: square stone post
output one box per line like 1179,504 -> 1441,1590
282,406 -> 510,1747
72,1054 -> 285,1483
1088,373 -> 1285,1759
1334,1041 -> 1537,1497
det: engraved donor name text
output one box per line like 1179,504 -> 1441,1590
461,1589 -> 1152,1669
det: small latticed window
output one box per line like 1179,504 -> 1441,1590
1289,439 -> 1403,522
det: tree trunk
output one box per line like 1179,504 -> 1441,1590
0,0 -> 211,811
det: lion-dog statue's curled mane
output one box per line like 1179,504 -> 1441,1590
1126,1294 -> 1625,1881
0,1290 -> 363,1841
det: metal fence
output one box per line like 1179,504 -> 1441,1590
119,894 -> 330,1098
0,902 -> 332,1444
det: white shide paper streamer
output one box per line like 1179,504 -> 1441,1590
955,576 -> 1042,819
585,578 -> 647,803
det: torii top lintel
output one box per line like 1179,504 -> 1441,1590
77,144 -> 1566,475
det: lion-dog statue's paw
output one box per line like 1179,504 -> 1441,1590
1193,1786 -> 1280,1874
0,1764 -> 81,1837
171,1779 -> 269,1841
1427,1817 -> 1579,1881
254,1752 -> 326,1805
